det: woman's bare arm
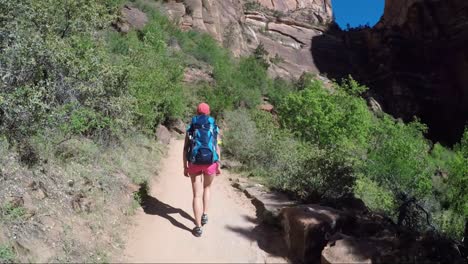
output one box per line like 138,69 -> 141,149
183,133 -> 189,169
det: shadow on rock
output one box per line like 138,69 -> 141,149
310,13 -> 468,145
141,194 -> 195,233
226,217 -> 288,260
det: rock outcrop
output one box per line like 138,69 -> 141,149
163,0 -> 333,78
113,5 -> 148,33
312,0 -> 468,144
235,181 -> 466,264
162,0 -> 467,143
281,205 -> 353,263
155,124 -> 171,145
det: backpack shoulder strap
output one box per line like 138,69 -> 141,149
186,116 -> 198,134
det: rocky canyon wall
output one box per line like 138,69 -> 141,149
329,0 -> 468,144
163,0 -> 334,79
162,0 -> 467,144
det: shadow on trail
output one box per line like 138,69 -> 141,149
226,215 -> 288,259
141,194 -> 195,233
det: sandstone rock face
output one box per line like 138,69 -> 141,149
321,234 -> 375,264
114,5 -> 148,33
162,0 -> 467,143
163,0 -> 333,78
370,0 -> 468,144
183,67 -> 214,84
280,205 -> 353,263
312,0 -> 468,144
155,124 -> 171,145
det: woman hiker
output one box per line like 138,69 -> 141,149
183,103 -> 222,237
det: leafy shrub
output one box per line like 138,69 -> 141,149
173,26 -> 269,114
279,77 -> 373,156
0,245 -> 15,263
224,109 -> 354,201
0,202 -> 26,222
106,10 -> 190,130
431,129 -> 468,238
363,116 -> 433,220
354,176 -> 397,215
1,0 -> 133,144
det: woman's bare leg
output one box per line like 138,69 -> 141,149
202,173 -> 215,215
190,174 -> 203,227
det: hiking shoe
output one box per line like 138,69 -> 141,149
193,226 -> 202,237
201,213 -> 208,226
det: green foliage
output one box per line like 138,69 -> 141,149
1,0 -> 465,243
171,25 -> 270,114
252,43 -> 270,69
224,109 -> 354,201
1,0 -> 133,144
107,18 -> 186,129
433,128 -> 468,238
225,75 -> 466,239
355,176 -> 396,215
266,78 -> 295,107
243,1 -> 262,12
59,106 -> 114,136
279,78 -> 373,155
433,209 -> 465,240
0,203 -> 26,222
448,129 -> 468,217
0,245 -> 16,263
364,116 -> 433,199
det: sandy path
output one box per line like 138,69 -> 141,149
122,139 -> 287,263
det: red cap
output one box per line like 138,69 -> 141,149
197,103 -> 210,115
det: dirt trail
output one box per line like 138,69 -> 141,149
122,139 -> 287,263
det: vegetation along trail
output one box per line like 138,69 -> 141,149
122,139 -> 286,263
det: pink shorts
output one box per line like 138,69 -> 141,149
187,162 -> 219,176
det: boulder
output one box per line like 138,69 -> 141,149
155,125 -> 171,145
280,205 -> 353,263
160,0 -> 334,79
167,119 -> 186,134
221,159 -> 242,170
321,234 -> 376,264
368,97 -> 383,114
259,103 -> 274,113
183,67 -> 214,84
113,5 -> 148,33
244,186 -> 297,225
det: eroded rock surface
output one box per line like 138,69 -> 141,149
163,0 -> 333,79
280,205 -> 353,263
312,0 -> 468,144
114,5 -> 148,33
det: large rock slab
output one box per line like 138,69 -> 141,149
280,205 -> 353,263
167,119 -> 187,135
242,185 -> 297,225
321,234 -> 376,264
162,0 -> 334,78
155,125 -> 171,145
114,5 -> 148,33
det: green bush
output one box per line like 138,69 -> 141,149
0,202 -> 26,222
173,27 -> 270,114
354,176 -> 397,215
363,116 -> 433,206
279,77 -> 373,156
106,11 -> 189,130
1,0 -> 133,144
0,245 -> 15,263
224,109 -> 354,201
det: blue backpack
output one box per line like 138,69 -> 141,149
186,115 -> 219,164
